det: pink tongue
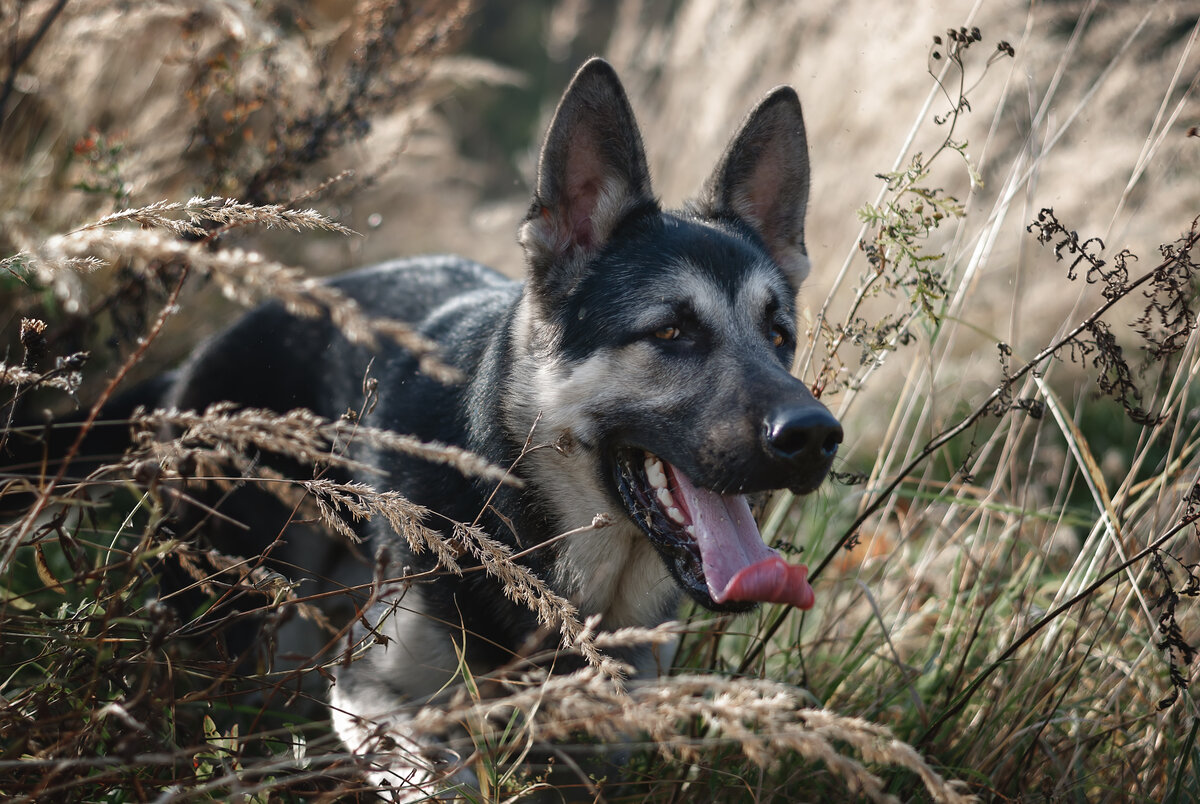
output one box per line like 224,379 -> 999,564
667,464 -> 815,610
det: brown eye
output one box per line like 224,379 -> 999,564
770,327 -> 786,348
655,326 -> 681,340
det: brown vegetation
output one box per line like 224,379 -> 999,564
2,1 -> 1198,801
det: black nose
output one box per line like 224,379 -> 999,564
764,404 -> 843,466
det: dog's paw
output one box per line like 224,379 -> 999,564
330,685 -> 478,801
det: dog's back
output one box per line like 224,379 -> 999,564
158,256 -> 526,655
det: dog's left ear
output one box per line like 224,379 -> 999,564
695,87 -> 812,286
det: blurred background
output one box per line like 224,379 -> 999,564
4,1 -> 1197,367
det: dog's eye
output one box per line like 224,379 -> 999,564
770,326 -> 787,348
655,326 -> 682,341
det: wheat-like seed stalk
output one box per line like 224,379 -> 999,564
301,478 -> 464,572
124,408 -> 604,668
450,522 -> 626,679
588,618 -> 685,650
123,404 -> 493,565
126,405 -> 507,572
399,669 -> 976,804
0,252 -> 104,275
34,227 -> 461,382
301,483 -> 627,678
82,197 -> 356,238
303,479 -> 372,544
332,420 -> 516,489
0,362 -> 80,392
131,404 -> 512,487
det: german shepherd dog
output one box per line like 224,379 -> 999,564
28,58 -> 841,797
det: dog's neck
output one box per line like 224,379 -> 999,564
499,295 -> 681,631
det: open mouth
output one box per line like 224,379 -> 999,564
613,450 -> 815,611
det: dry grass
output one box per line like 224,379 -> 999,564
600,2 -> 1200,801
3,1 -> 1200,802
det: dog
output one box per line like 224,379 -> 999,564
24,58 -> 842,798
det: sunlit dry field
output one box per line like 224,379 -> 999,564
2,1 -> 1199,801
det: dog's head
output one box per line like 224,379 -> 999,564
511,59 -> 841,615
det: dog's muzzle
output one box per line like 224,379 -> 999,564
614,450 -> 818,612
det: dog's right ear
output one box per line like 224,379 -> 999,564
519,58 -> 658,299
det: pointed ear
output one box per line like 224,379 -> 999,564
519,58 -> 657,297
695,86 -> 811,285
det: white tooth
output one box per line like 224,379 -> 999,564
645,456 -> 667,489
667,506 -> 686,524
685,525 -> 695,536
656,487 -> 674,509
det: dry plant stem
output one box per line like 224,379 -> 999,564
135,406 -> 513,487
403,671 -> 976,804
0,265 -> 190,574
741,222 -> 1200,675
0,751 -> 365,804
0,363 -> 79,392
52,227 -> 459,382
0,0 -> 69,128
819,228 -> 1192,568
796,3 -> 984,381
916,500 -> 1200,748
976,1 -> 1154,249
79,197 -> 357,239
812,41 -> 977,386
1105,16 -> 1200,237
